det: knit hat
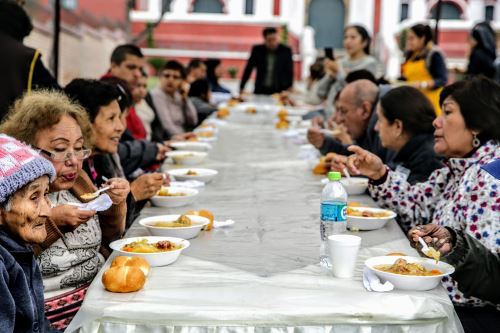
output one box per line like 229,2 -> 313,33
0,134 -> 56,204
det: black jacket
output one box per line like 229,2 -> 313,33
240,44 -> 293,94
0,32 -> 59,120
386,133 -> 444,184
118,129 -> 159,179
319,111 -> 396,165
0,227 -> 60,333
467,48 -> 496,79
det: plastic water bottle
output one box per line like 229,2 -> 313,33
320,171 -> 348,268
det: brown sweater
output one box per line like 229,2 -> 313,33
35,170 -> 126,258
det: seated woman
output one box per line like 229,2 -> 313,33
338,77 -> 500,322
0,91 -> 129,329
64,79 -> 166,228
205,58 -> 232,104
0,134 -> 60,333
188,79 -> 217,123
374,86 -> 443,184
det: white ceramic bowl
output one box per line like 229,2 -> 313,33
169,141 -> 212,152
109,236 -> 190,267
166,151 -> 208,165
140,214 -> 210,239
150,187 -> 198,208
347,206 -> 396,230
365,256 -> 455,291
168,168 -> 218,183
340,177 -> 369,195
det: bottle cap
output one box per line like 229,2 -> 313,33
327,171 -> 341,181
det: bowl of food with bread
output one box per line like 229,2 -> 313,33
109,236 -> 190,267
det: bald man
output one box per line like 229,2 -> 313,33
307,80 -> 395,163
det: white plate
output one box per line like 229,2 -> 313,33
165,151 -> 208,165
169,141 -> 212,152
197,137 -> 217,143
140,214 -> 210,239
109,236 -> 190,267
168,168 -> 218,183
365,256 -> 455,291
347,206 -> 396,230
150,187 -> 198,208
340,177 -> 369,195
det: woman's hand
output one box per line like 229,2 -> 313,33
346,145 -> 386,180
105,178 -> 130,205
324,59 -> 340,77
408,224 -> 454,256
130,173 -> 164,201
51,205 -> 96,229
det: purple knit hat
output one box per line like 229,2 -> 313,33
0,134 -> 56,204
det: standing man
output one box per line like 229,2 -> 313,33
240,27 -> 293,95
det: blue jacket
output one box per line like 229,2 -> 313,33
0,227 -> 60,333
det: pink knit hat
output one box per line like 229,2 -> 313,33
0,134 -> 56,203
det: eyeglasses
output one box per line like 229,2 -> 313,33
36,147 -> 92,162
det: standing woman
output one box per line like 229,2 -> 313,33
316,25 -> 378,115
466,22 -> 497,79
401,24 -> 448,115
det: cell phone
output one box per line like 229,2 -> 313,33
324,47 -> 335,60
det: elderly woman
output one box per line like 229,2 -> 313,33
0,134 -> 60,333
339,77 -> 500,329
0,91 -> 129,329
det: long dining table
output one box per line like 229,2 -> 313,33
66,100 -> 463,333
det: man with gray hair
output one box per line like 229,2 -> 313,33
307,79 -> 395,164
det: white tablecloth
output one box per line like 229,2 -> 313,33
66,111 -> 463,333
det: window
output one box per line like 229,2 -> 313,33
400,3 -> 409,22
245,0 -> 254,15
485,5 -> 495,21
192,0 -> 223,13
430,3 -> 462,20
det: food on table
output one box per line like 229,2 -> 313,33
348,202 -> 362,207
313,156 -> 328,175
275,119 -> 289,130
245,107 -> 257,114
277,109 -> 288,118
217,107 -> 230,119
121,239 -> 182,253
386,252 -> 408,256
187,137 -> 199,142
185,209 -> 214,231
152,215 -> 194,228
80,192 -> 98,200
197,131 -> 215,138
111,256 -> 151,276
186,169 -> 198,176
102,266 -> 146,293
175,153 -> 195,159
374,258 -> 442,276
157,188 -> 187,197
347,207 -> 392,218
423,246 -> 441,263
199,123 -> 216,129
227,99 -> 239,107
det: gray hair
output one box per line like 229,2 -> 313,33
351,79 -> 379,108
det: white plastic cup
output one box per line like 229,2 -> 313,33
328,234 -> 361,278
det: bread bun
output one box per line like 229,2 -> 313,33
111,256 -> 151,276
185,209 -> 214,231
102,266 -> 146,293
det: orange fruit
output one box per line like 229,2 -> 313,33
185,209 -> 214,231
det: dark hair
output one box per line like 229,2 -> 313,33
0,1 -> 33,41
309,60 -> 324,81
110,44 -> 143,65
380,86 -> 435,137
410,24 -> 433,45
439,76 -> 500,143
188,79 -> 210,102
64,79 -> 121,122
100,76 -> 133,112
346,69 -> 376,84
187,58 -> 205,73
345,25 -> 371,54
205,58 -> 221,85
471,22 -> 497,58
163,60 -> 185,79
263,27 -> 277,37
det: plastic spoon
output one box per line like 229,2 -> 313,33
343,167 -> 352,182
80,186 -> 111,200
418,236 -> 440,262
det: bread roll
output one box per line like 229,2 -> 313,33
111,256 -> 151,276
102,266 -> 145,293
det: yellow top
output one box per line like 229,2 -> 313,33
401,56 -> 442,116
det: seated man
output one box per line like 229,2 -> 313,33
148,61 -> 198,135
0,134 -> 60,333
307,80 -> 395,164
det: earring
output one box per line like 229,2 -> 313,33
472,134 -> 480,148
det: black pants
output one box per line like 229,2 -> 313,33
455,305 -> 500,333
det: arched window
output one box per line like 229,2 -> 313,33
192,0 -> 224,13
430,2 -> 462,20
308,0 -> 345,49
